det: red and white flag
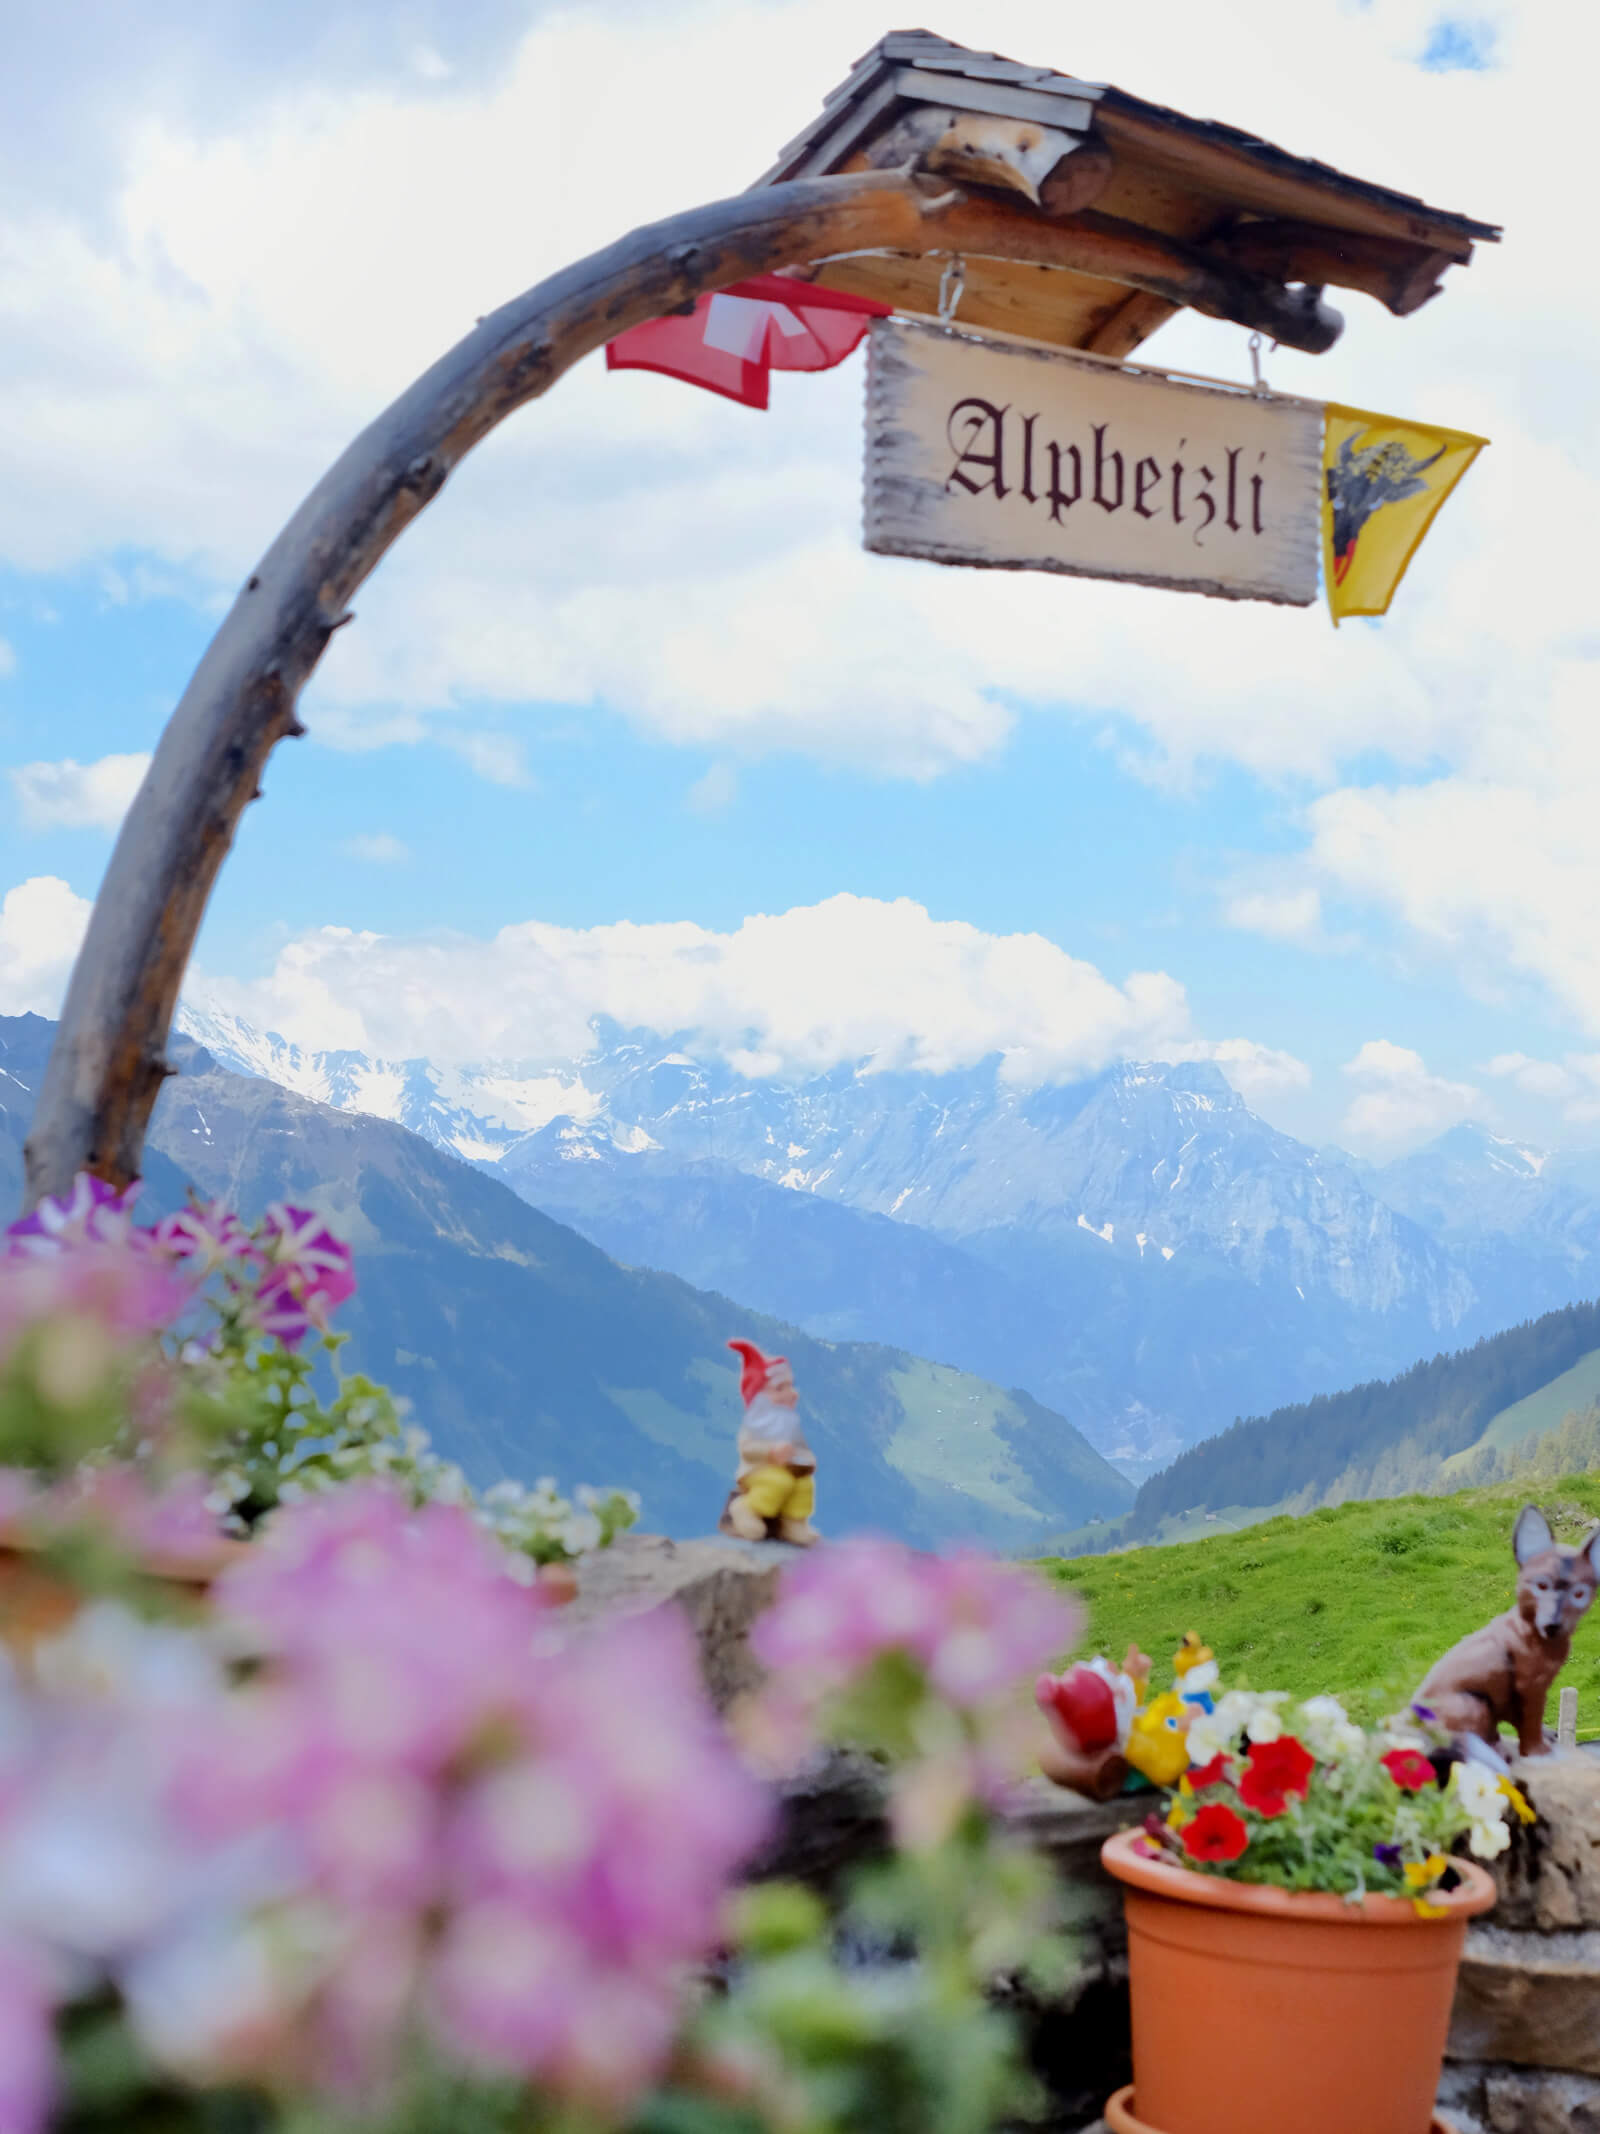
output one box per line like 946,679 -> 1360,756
606,275 -> 891,410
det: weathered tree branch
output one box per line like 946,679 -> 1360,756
920,201 -> 1344,352
21,169 -> 955,1207
24,159 -> 1349,1208
1215,218 -> 1457,317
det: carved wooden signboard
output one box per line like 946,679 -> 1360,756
864,317 -> 1322,606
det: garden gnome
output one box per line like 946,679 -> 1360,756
720,1340 -> 819,1546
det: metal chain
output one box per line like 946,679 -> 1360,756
937,256 -> 966,326
1248,331 -> 1271,395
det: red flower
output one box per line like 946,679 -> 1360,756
1182,1802 -> 1250,1863
1186,1754 -> 1230,1790
1237,1735 -> 1315,1819
1381,1747 -> 1436,1793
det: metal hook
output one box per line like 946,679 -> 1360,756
1247,330 -> 1277,397
937,256 -> 966,327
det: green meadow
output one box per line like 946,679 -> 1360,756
1044,1472 -> 1600,1732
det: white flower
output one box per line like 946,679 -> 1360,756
1235,1691 -> 1290,1745
1299,1695 -> 1366,1762
1185,1690 -> 1286,1764
1452,1760 -> 1506,1822
1179,1661 -> 1219,1697
1183,1708 -> 1232,1766
1468,1815 -> 1512,1860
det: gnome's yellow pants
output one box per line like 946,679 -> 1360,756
743,1464 -> 815,1522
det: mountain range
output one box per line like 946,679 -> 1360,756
0,1012 -> 1131,1551
176,1008 -> 1600,1477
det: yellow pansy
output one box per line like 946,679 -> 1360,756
1403,1854 -> 1448,1890
1412,1899 -> 1451,1919
1165,1800 -> 1192,1831
1499,1779 -> 1536,1827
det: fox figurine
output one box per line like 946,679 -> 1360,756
1416,1504 -> 1600,1759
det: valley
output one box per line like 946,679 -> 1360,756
178,1007 -> 1600,1491
0,1011 -> 1130,1551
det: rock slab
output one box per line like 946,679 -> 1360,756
563,1531 -> 784,1709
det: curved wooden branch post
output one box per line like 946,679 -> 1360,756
22,150 -> 1353,1211
22,169 -> 953,1209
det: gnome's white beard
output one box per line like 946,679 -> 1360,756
739,1391 -> 812,1462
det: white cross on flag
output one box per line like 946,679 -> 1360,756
606,275 -> 890,409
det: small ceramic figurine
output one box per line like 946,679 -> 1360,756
719,1340 -> 819,1546
1172,1631 -> 1219,1714
1416,1504 -> 1600,1759
1124,1690 -> 1192,1787
1036,1644 -> 1151,1800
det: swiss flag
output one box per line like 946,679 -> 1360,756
606,275 -> 891,410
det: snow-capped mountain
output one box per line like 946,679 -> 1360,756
177,1005 -> 603,1162
180,1007 -> 1576,1473
5,1010 -> 1130,1549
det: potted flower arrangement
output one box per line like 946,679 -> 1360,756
1098,1670 -> 1528,2134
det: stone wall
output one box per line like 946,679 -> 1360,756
1442,1750 -> 1600,2133
566,1533 -> 1145,2126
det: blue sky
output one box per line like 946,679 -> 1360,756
1,0 -> 1593,1155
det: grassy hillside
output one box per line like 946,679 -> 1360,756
1439,1346 -> 1600,1479
1128,1299 -> 1600,1535
1046,1474 -> 1600,1730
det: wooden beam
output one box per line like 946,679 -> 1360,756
891,65 -> 1099,135
21,169 -> 959,1208
1216,218 -> 1460,317
1082,288 -> 1181,359
922,199 -> 1344,352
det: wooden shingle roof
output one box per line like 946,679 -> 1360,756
753,30 -> 1498,361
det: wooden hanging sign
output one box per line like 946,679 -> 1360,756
863,316 -> 1322,606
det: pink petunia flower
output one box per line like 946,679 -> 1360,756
5,1173 -> 144,1258
749,1535 -> 1080,1842
246,1206 -> 357,1346
154,1204 -> 255,1273
0,1944 -> 56,2134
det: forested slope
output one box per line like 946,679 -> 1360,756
1127,1298 -> 1600,1536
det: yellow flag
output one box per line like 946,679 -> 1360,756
1322,405 -> 1486,624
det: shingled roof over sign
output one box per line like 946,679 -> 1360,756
752,29 -> 1499,363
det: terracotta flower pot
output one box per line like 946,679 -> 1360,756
0,1528 -> 246,1661
1101,1827 -> 1496,2134
1103,2090 -> 1463,2134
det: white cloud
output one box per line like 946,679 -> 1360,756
687,763 -> 738,816
1486,1050 -> 1600,1123
443,732 -> 533,788
0,0 -> 1585,786
10,752 -> 150,830
0,875 -> 91,1014
190,891 -> 1303,1094
1224,887 -> 1324,943
1340,1038 -> 1480,1148
342,831 -> 410,863
1174,1037 -> 1312,1102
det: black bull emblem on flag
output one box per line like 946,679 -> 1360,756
1325,433 -> 1447,586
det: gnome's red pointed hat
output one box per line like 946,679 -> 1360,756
727,1339 -> 790,1405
